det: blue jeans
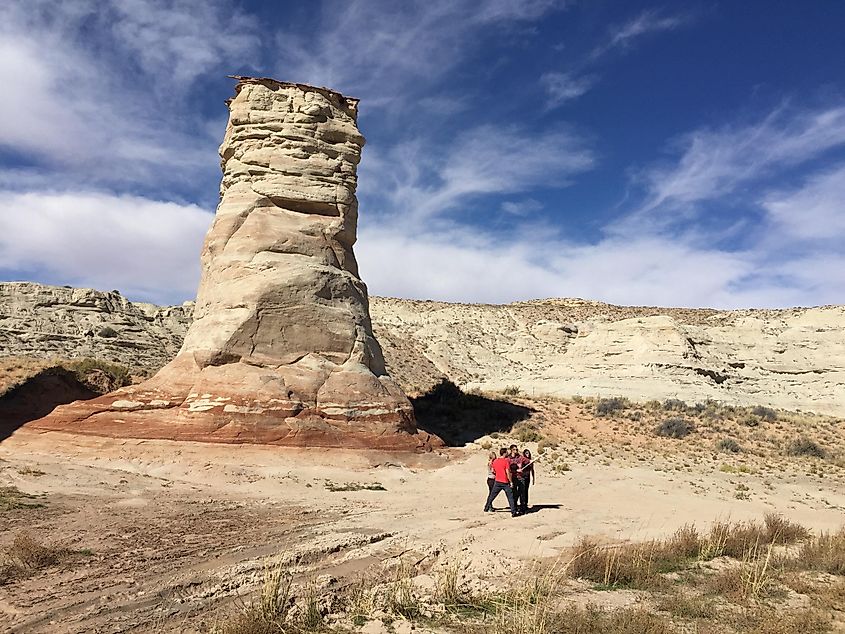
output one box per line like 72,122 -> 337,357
484,481 -> 516,515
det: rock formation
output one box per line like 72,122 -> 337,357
0,282 -> 191,373
5,281 -> 844,417
25,77 -> 433,450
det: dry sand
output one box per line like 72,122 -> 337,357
2,397 -> 844,633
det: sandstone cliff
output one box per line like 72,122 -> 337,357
2,282 -> 843,417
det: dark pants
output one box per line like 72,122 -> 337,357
516,479 -> 530,513
487,477 -> 495,493
484,481 -> 516,515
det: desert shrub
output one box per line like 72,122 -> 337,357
763,513 -> 809,543
786,437 -> 826,458
70,358 -> 131,388
595,397 -> 629,417
751,405 -> 778,421
0,533 -> 73,585
716,438 -> 742,453
515,424 -> 543,443
537,439 -> 559,454
568,526 -> 701,589
502,385 -> 522,396
654,417 -> 693,439
548,604 -> 674,634
97,326 -> 118,338
795,528 -> 845,575
662,398 -> 687,412
741,414 -> 763,427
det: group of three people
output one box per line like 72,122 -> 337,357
484,444 -> 535,517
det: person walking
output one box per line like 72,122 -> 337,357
483,448 -> 517,517
517,448 -> 535,514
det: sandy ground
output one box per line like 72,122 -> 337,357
2,412 -> 845,633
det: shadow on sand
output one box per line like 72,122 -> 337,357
412,380 -> 534,446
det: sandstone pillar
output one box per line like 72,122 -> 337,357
29,77 -> 434,450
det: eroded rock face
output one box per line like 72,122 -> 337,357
28,78 -> 433,450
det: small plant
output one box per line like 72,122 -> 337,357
0,486 -> 44,511
514,423 -> 543,443
595,397 -> 628,417
751,405 -> 778,421
786,437 -> 826,458
741,414 -> 761,427
662,398 -> 687,412
716,438 -> 742,453
537,439 -> 559,454
324,481 -> 386,492
502,385 -> 522,396
654,417 -> 693,439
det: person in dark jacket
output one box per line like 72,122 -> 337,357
516,448 -> 535,514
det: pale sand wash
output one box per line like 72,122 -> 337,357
2,409 -> 844,633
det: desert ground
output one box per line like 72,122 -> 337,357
2,390 -> 844,633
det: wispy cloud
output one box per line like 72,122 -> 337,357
591,8 -> 693,59
276,0 -> 566,107
540,7 -> 695,109
634,105 -> 845,217
540,71 -> 598,108
360,123 -> 595,223
501,199 -> 545,215
0,0 -> 255,191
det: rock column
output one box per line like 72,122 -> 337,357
29,77 -> 434,450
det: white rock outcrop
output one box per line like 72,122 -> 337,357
25,78 -> 431,450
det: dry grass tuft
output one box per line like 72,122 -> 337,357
793,528 -> 845,575
0,532 -> 73,585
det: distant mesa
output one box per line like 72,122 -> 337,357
23,77 -> 439,451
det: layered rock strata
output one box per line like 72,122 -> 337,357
27,78 -> 432,450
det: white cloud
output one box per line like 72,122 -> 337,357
358,222 -> 769,308
0,0 -> 253,185
636,106 -> 845,215
761,163 -> 845,243
0,191 -> 211,303
540,71 -> 597,108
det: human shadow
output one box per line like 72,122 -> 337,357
523,504 -> 563,514
412,380 -> 534,447
486,504 -> 563,514
0,368 -> 97,442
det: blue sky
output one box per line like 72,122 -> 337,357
1,0 -> 844,308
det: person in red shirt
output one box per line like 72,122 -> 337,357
483,447 -> 517,516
